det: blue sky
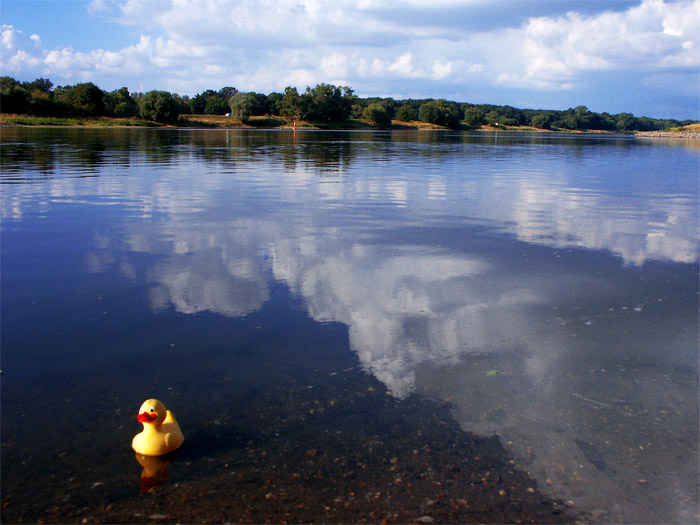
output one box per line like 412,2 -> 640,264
1,0 -> 698,119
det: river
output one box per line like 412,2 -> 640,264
1,128 -> 698,523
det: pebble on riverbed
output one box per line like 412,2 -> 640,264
2,363 -> 582,524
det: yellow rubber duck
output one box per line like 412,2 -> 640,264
132,399 -> 184,456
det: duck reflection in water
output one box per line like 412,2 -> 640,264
135,451 -> 177,493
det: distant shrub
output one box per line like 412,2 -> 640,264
139,90 -> 179,124
395,104 -> 417,122
70,83 -> 105,116
228,92 -> 258,122
463,106 -> 485,126
418,100 -> 460,128
531,113 -> 552,129
362,103 -> 391,128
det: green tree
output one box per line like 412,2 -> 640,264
192,87 -> 239,115
228,92 -> 258,122
561,114 -> 580,130
173,93 -> 192,115
363,97 -> 395,119
463,106 -> 485,126
276,86 -> 308,119
553,106 -> 597,130
497,105 -> 525,125
105,87 -> 139,117
70,82 -> 105,115
573,105 -> 593,129
305,83 -> 355,123
636,116 -> 661,132
51,85 -> 75,114
616,113 -> 639,131
350,102 -> 365,119
249,92 -> 270,116
23,78 -> 53,93
0,76 -> 29,114
27,89 -> 55,114
395,104 -> 417,122
19,78 -> 57,114
531,112 -> 552,130
139,90 -> 179,123
266,92 -> 283,114
219,86 -> 238,99
484,110 -> 500,125
189,89 -> 217,114
204,94 -> 229,115
419,99 -> 459,128
362,103 -> 391,128
597,112 -> 617,131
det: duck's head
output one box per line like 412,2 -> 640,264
137,399 -> 167,425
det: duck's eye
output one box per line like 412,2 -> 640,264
149,407 -> 156,412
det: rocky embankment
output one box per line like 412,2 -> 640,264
635,130 -> 700,139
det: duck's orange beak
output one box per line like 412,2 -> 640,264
138,412 -> 157,423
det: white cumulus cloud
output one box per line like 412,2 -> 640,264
1,0 -> 698,116
490,0 -> 700,88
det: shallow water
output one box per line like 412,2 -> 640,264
1,128 -> 698,523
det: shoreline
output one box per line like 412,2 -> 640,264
0,114 -> 619,133
3,115 -> 699,138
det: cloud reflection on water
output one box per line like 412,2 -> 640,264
259,206 -> 697,521
120,201 -> 697,522
2,130 -> 698,523
103,185 -> 696,522
4,132 -> 697,267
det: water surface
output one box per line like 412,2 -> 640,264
2,128 -> 698,523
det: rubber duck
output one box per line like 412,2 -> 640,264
132,399 -> 184,456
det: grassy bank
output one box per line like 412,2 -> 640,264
0,114 -> 161,127
2,113 -> 608,133
1,113 -> 440,130
180,114 -> 288,128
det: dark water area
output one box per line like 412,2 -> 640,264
1,128 -> 698,523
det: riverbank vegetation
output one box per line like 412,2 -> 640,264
1,76 -> 696,132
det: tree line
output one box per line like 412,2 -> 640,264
1,76 -> 694,132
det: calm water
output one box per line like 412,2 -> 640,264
1,128 -> 698,523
